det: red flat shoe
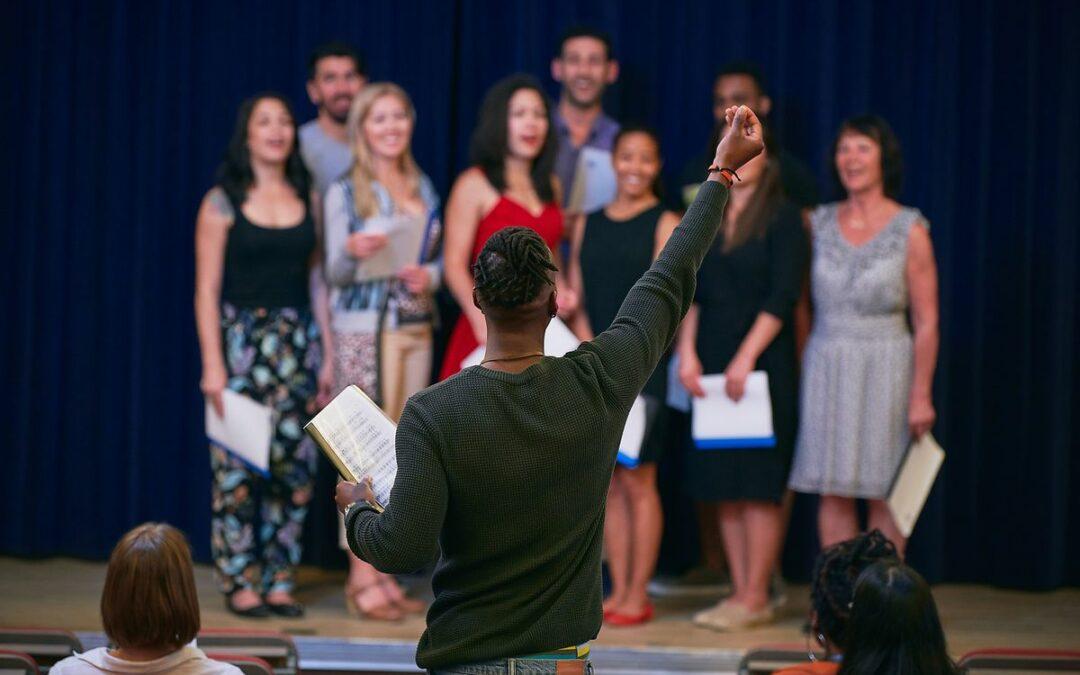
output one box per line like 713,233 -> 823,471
605,603 -> 654,626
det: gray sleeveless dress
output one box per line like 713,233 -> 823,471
788,203 -> 927,499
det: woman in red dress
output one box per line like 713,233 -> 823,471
439,74 -> 576,380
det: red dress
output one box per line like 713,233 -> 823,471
438,196 -> 564,380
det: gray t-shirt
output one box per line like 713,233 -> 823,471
299,119 -> 353,196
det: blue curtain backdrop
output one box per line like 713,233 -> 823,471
2,0 -> 1077,589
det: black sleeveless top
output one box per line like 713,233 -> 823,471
222,195 -> 316,310
580,204 -> 667,398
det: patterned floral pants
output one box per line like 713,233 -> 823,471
210,304 -> 320,596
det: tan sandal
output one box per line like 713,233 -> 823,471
377,577 -> 426,615
344,583 -> 404,621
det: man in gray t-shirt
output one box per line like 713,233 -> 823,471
300,42 -> 366,195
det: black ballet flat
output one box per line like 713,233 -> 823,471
225,596 -> 271,618
266,600 -> 305,618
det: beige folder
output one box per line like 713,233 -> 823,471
887,433 -> 945,538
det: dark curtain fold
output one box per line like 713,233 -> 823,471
1,0 -> 1076,589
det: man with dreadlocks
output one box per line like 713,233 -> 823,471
335,106 -> 763,674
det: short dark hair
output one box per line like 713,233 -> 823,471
840,561 -> 958,675
469,74 -> 557,203
831,114 -> 905,199
557,25 -> 613,60
307,41 -> 366,81
101,523 -> 200,651
473,227 -> 558,310
715,60 -> 768,95
809,530 -> 899,652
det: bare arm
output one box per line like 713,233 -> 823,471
675,303 -> 705,398
308,190 -> 334,405
194,188 -> 232,416
653,210 -> 680,258
566,213 -> 594,339
723,209 -> 808,400
794,212 -> 813,361
906,221 -> 939,437
443,170 -> 488,342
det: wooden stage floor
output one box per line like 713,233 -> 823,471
2,557 -> 1078,666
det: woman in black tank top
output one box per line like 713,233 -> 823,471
194,93 -> 333,619
569,127 -> 680,627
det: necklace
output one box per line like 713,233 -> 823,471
480,352 -> 544,365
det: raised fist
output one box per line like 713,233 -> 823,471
713,105 -> 764,172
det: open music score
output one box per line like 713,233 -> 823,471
305,385 -> 397,508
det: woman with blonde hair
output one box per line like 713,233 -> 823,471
323,82 -> 441,620
52,523 -> 241,674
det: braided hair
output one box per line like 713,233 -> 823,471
473,227 -> 558,309
810,529 -> 900,651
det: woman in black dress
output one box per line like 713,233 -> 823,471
569,127 -> 680,626
678,131 -> 807,631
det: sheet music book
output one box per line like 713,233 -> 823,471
691,371 -> 776,449
461,318 -> 582,369
352,213 -> 427,283
304,385 -> 397,508
887,433 -> 945,538
566,146 -> 617,215
205,390 -> 273,474
617,396 -> 647,467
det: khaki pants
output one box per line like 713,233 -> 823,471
380,323 -> 433,423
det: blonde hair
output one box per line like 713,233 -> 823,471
346,82 -> 421,218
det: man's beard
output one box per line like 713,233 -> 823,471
566,85 -> 601,109
326,96 -> 352,124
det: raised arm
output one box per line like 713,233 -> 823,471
343,400 -> 448,573
581,106 -> 764,407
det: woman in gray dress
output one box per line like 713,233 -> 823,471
789,116 -> 938,557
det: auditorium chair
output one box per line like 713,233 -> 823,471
197,629 -> 298,675
208,653 -> 276,675
0,629 -> 82,672
0,649 -> 40,675
958,648 -> 1080,673
738,643 -> 822,674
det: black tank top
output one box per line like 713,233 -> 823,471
580,204 -> 667,397
222,195 -> 316,309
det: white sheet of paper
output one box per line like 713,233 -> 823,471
887,433 -> 945,538
567,146 -> 617,214
691,371 -> 775,449
205,390 -> 273,473
617,396 -> 647,467
352,213 -> 426,283
461,318 -> 581,369
305,385 -> 398,507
